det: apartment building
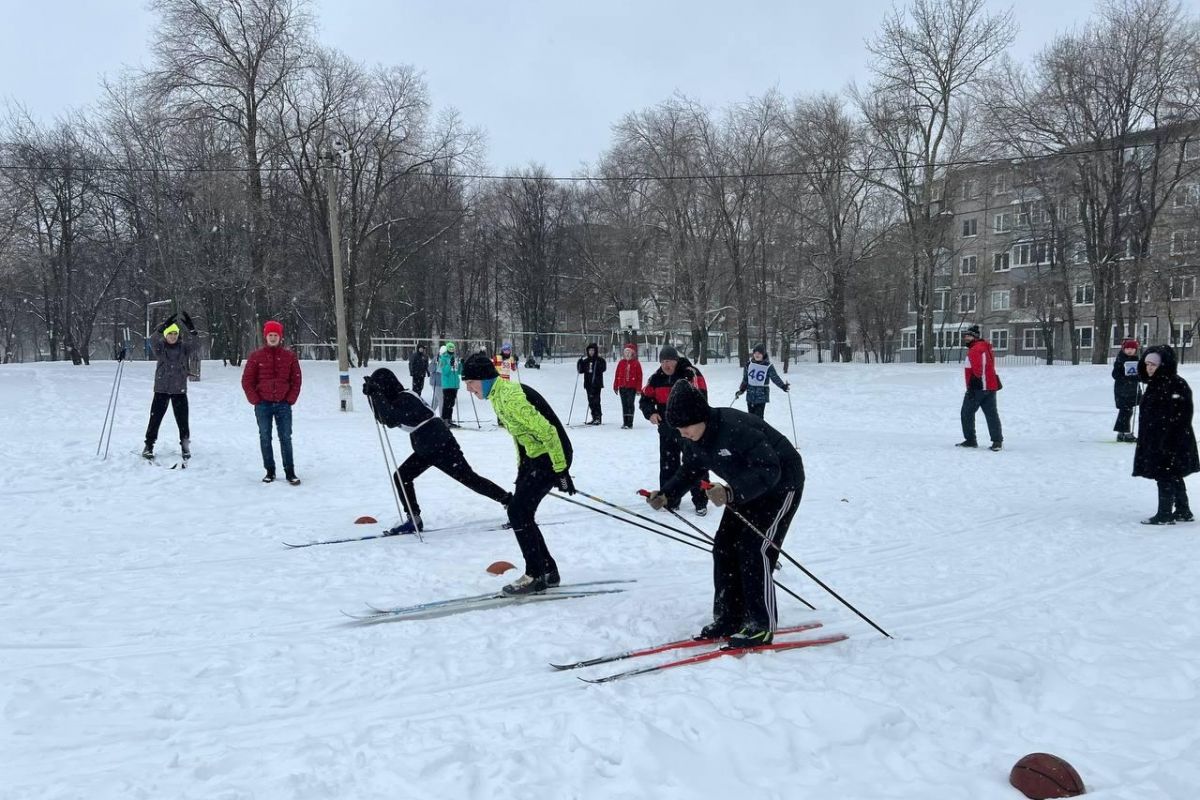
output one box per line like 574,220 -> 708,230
898,128 -> 1200,362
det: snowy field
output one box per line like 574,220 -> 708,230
3,355 -> 1199,800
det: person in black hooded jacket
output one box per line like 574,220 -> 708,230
362,367 -> 511,534
645,380 -> 805,648
1111,338 -> 1141,442
576,343 -> 607,424
639,345 -> 711,514
1133,344 -> 1198,524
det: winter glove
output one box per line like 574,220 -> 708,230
705,483 -> 732,508
181,311 -> 196,334
735,389 -> 744,399
967,376 -> 983,391
783,383 -> 790,392
156,313 -> 177,334
555,471 -> 577,495
645,490 -> 668,511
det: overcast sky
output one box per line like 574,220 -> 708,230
0,0 -> 1098,175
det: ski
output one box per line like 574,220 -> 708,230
581,632 -> 849,684
550,621 -> 823,671
345,581 -> 634,622
283,518 -> 569,548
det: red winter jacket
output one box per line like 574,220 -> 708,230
242,344 -> 303,405
964,339 -> 1001,391
613,358 -> 643,392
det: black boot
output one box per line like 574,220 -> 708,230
1175,480 -> 1193,522
695,619 -> 740,641
727,625 -> 774,649
955,440 -> 978,448
1143,481 -> 1176,525
142,442 -> 155,460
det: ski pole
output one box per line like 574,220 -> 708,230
104,357 -> 126,460
567,373 -> 580,425
729,392 -> 740,407
786,388 -> 798,449
367,396 -> 424,542
469,392 -> 482,429
636,489 -> 815,610
549,492 -> 711,554
96,354 -> 125,458
700,480 -> 890,638
574,488 -> 712,548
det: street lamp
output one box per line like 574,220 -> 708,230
322,143 -> 353,412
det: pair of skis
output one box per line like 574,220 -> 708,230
552,622 -> 847,683
343,579 -> 635,622
284,519 -> 570,549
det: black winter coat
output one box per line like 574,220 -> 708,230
577,348 -> 607,391
366,367 -> 452,453
409,351 -> 430,379
1111,352 -> 1141,409
1133,345 -> 1199,481
663,407 -> 804,505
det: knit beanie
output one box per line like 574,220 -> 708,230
163,323 -> 180,336
665,379 -> 710,427
263,320 -> 284,338
1122,339 -> 1139,350
461,352 -> 499,380
659,345 -> 680,362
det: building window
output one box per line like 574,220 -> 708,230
1174,184 -> 1199,208
989,329 -> 1009,350
961,255 -> 978,275
1075,326 -> 1094,349
1013,241 -> 1052,266
1172,230 -> 1198,255
1184,140 -> 1199,162
1072,243 -> 1088,264
1171,323 -> 1195,346
934,289 -> 950,311
1022,328 -> 1052,350
994,174 -> 1010,195
959,291 -> 977,313
962,218 -> 978,238
1111,325 -> 1141,347
901,331 -> 918,349
934,330 -> 962,349
991,290 -> 1011,311
960,179 -> 979,200
993,252 -> 1011,272
1074,283 -> 1095,305
994,213 -> 1012,234
1170,276 -> 1195,301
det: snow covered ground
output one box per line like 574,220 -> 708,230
3,355 -> 1199,799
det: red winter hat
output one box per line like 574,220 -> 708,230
1122,338 -> 1139,350
263,320 -> 284,338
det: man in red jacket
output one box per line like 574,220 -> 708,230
242,320 -> 303,484
957,324 -> 1003,451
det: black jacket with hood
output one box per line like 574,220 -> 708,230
1133,345 -> 1199,480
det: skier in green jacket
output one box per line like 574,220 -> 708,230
461,352 -> 576,594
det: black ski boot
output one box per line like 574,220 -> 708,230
727,626 -> 774,649
142,443 -> 154,460
502,574 -> 548,595
695,619 -> 739,641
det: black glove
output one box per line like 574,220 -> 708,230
555,471 -> 577,495
735,389 -> 744,398
181,311 -> 196,334
156,313 -> 177,334
968,376 -> 983,391
783,383 -> 790,393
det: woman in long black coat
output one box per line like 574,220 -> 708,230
1133,344 -> 1198,524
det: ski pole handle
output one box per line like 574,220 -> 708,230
699,480 -> 714,491
637,489 -> 652,497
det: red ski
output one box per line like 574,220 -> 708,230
550,622 -> 823,671
581,632 -> 848,684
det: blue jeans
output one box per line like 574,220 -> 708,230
255,401 -> 294,474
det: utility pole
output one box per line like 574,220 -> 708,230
323,147 -> 353,412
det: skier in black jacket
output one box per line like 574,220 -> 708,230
646,379 -> 805,648
576,343 -> 607,424
408,345 -> 430,397
1112,338 -> 1141,442
363,367 -> 510,534
639,345 -> 710,514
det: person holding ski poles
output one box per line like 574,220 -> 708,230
735,344 -> 789,419
362,367 -> 511,534
612,344 -> 643,429
1112,338 -> 1141,443
577,342 -> 607,424
640,345 -> 710,515
645,379 -> 805,648
142,311 -> 200,462
439,342 -> 461,427
461,352 -> 575,595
